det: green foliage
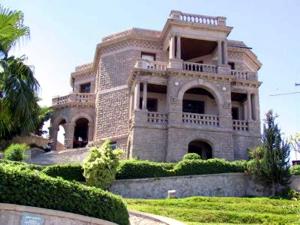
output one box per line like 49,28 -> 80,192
126,196 -> 300,225
83,140 -> 122,189
247,111 -> 291,195
4,143 -> 28,161
174,158 -> 245,176
0,163 -> 129,225
34,106 -> 53,136
279,187 -> 300,201
290,165 -> 300,175
0,5 -> 40,140
0,159 -> 43,170
116,160 -> 174,179
182,153 -> 202,160
42,163 -> 85,182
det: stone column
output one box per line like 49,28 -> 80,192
217,40 -> 222,66
251,94 -> 256,121
247,92 -> 252,121
64,122 -> 75,149
169,35 -> 176,60
243,101 -> 248,120
129,91 -> 133,118
88,122 -> 94,141
134,82 -> 140,110
48,126 -> 58,150
142,82 -> 148,110
176,36 -> 181,59
223,40 -> 228,65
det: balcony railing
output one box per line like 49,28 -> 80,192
182,113 -> 219,127
147,112 -> 168,125
232,120 -> 249,131
231,70 -> 257,81
135,59 -> 168,71
52,93 -> 95,107
170,11 -> 226,26
183,62 -> 218,74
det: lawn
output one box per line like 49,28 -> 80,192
126,197 -> 300,225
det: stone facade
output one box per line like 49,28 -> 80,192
50,10 -> 262,161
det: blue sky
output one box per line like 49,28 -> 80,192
2,0 -> 300,141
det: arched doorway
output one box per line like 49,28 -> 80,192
188,140 -> 213,159
73,118 -> 89,148
57,119 -> 66,150
183,87 -> 218,115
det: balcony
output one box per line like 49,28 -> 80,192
147,112 -> 168,125
232,120 -> 249,131
52,93 -> 95,108
182,113 -> 219,127
134,59 -> 257,81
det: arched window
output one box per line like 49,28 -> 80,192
188,140 -> 213,159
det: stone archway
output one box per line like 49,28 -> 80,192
73,118 -> 89,148
188,140 -> 213,159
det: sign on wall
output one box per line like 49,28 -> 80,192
21,213 -> 44,225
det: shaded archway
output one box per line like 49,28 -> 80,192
73,118 -> 89,148
188,140 -> 213,159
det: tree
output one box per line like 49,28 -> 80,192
0,5 -> 40,140
34,106 -> 53,136
83,140 -> 123,190
248,110 -> 291,196
289,133 -> 300,159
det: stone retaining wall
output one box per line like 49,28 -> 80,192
0,203 -> 117,225
110,173 -> 300,199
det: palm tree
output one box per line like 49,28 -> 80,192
0,5 -> 40,140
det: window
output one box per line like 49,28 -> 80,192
228,62 -> 235,70
80,83 -> 91,93
141,52 -> 156,61
183,100 -> 205,114
232,107 -> 239,120
139,98 -> 158,112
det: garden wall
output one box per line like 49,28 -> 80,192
110,173 -> 300,199
0,203 -> 117,225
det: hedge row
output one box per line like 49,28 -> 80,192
0,159 -> 43,171
116,159 -> 246,179
0,163 -> 129,225
42,163 -> 85,182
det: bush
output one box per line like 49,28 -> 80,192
0,163 -> 129,225
83,140 -> 122,189
116,160 -> 174,179
4,143 -> 29,161
183,153 -> 201,161
290,165 -> 300,175
173,158 -> 245,176
42,163 -> 85,182
0,159 -> 43,171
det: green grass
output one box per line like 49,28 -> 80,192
126,197 -> 300,225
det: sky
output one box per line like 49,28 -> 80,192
2,0 -> 300,151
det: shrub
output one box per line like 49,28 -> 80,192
4,143 -> 29,161
83,140 -> 122,189
0,163 -> 129,225
116,160 -> 174,179
183,153 -> 201,161
42,163 -> 85,182
173,158 -> 245,176
290,165 -> 300,175
0,159 -> 43,171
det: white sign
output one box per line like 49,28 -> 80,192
21,213 -> 44,225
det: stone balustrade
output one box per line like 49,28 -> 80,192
147,112 -> 168,125
135,59 -> 168,71
169,10 -> 226,26
232,120 -> 249,131
183,62 -> 218,74
52,93 -> 95,107
231,70 -> 258,81
182,113 -> 219,127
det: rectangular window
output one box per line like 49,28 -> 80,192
232,107 -> 239,120
80,83 -> 91,93
183,100 -> 205,114
141,52 -> 156,61
139,98 -> 158,112
228,62 -> 235,70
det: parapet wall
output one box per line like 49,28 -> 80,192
0,203 -> 117,225
110,173 -> 300,199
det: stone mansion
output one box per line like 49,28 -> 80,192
50,10 -> 262,161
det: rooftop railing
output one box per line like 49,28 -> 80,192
52,93 -> 95,107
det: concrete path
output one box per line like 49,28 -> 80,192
129,211 -> 185,225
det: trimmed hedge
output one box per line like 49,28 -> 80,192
0,163 -> 129,225
0,159 -> 43,171
42,163 -> 85,182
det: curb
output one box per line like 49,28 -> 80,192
129,210 -> 186,225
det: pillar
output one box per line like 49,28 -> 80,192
247,92 -> 252,121
142,82 -> 148,110
217,40 -> 222,66
176,36 -> 181,59
251,94 -> 256,121
134,82 -> 140,110
64,122 -> 75,149
88,122 -> 94,141
223,40 -> 228,65
48,126 -> 58,150
169,35 -> 176,60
